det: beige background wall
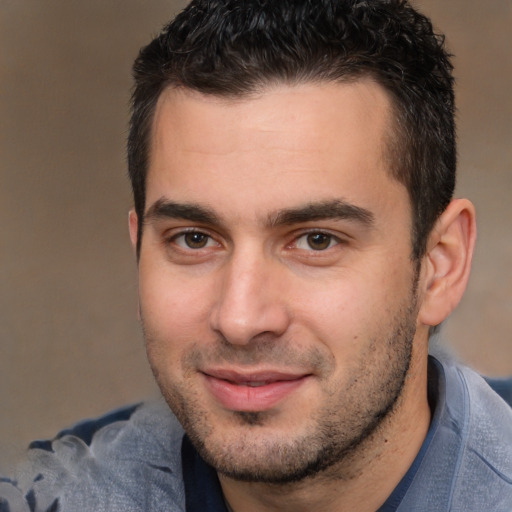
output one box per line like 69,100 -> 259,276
1,1 -> 511,471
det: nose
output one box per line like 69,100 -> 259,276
209,250 -> 291,346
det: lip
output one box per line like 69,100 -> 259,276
202,369 -> 311,412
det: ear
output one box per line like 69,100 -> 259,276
128,210 -> 142,320
418,199 -> 477,327
128,209 -> 139,252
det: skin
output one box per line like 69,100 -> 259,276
130,80 -> 476,511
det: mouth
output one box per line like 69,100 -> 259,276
201,369 -> 312,412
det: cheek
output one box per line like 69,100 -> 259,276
138,267 -> 215,363
291,281 -> 367,364
292,267 -> 409,353
139,261 -> 211,319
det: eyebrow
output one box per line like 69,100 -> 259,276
268,200 -> 375,227
144,198 -> 220,225
144,198 -> 374,229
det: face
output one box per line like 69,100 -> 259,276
133,81 -> 424,483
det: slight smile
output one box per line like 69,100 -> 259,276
202,370 -> 312,412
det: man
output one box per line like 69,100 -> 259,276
2,0 -> 511,511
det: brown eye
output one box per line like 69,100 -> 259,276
183,232 -> 210,249
306,233 -> 332,250
295,232 -> 339,251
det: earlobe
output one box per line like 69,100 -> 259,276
418,199 -> 477,327
128,210 -> 139,252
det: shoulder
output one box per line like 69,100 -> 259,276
2,402 -> 186,512
400,357 -> 512,511
444,361 -> 512,509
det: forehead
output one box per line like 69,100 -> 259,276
146,80 -> 408,223
150,79 -> 392,158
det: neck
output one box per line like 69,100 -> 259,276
219,351 -> 431,512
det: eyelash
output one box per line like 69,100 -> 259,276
165,228 -> 343,253
292,231 -> 342,251
167,229 -> 220,250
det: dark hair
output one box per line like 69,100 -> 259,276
128,0 -> 455,259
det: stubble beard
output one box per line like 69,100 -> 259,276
144,287 -> 419,484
